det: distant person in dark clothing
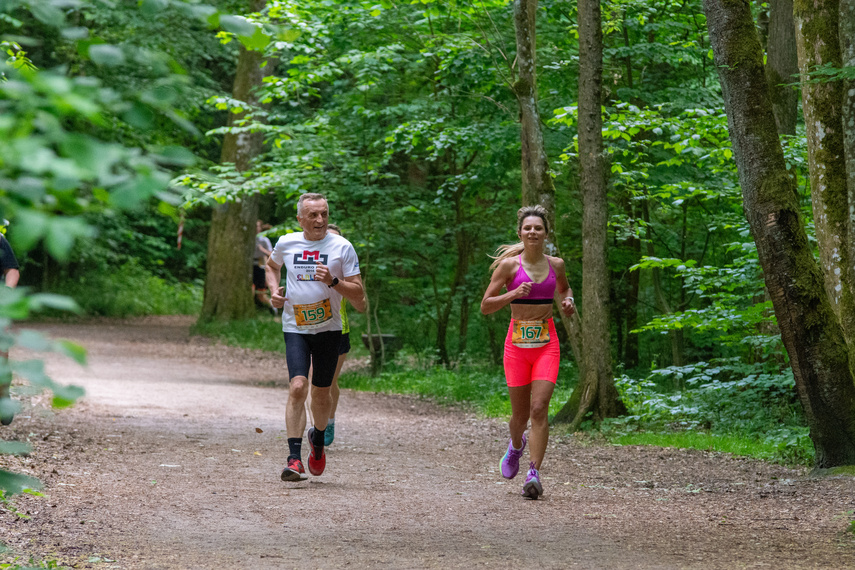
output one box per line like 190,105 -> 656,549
253,220 -> 276,315
0,231 -> 20,425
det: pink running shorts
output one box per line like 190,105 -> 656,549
503,318 -> 560,387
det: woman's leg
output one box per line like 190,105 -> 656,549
527,380 -> 555,469
507,384 -> 532,448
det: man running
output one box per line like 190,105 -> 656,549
266,193 -> 364,481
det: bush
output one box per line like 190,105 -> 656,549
54,261 -> 202,317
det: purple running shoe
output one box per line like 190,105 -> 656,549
499,433 -> 527,479
522,462 -> 543,499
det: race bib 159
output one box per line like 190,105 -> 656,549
294,298 -> 333,330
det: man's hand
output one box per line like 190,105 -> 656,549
271,287 -> 288,309
315,262 -> 333,286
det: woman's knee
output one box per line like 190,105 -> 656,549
530,400 -> 550,422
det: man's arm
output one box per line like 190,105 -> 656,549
3,269 -> 19,288
265,259 -> 286,308
340,274 -> 366,312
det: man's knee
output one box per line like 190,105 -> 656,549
289,376 -> 310,401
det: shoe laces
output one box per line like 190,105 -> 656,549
527,462 -> 539,479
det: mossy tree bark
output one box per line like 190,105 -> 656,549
841,0 -> 855,291
511,0 -> 584,374
704,0 -> 855,468
200,0 -> 267,322
554,0 -> 626,428
766,0 -> 799,136
793,0 -> 855,348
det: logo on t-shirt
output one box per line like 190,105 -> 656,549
293,250 -> 328,267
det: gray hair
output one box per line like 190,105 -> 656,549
297,192 -> 327,217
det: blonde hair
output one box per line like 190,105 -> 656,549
488,205 -> 550,271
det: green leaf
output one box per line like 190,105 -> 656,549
88,44 -> 126,67
155,146 -> 197,167
220,15 -> 258,38
14,330 -> 52,352
140,0 -> 169,17
0,442 -> 31,456
29,4 -> 65,27
238,26 -> 270,51
55,340 -> 87,365
0,469 -> 41,495
10,210 -> 48,252
51,384 -> 85,408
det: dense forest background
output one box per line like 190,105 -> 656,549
3,0 -> 848,470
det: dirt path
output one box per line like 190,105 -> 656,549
1,316 -> 854,569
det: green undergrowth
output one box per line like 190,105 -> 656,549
191,314 -> 284,353
48,261 -> 202,318
338,360 -> 577,418
604,431 -> 809,464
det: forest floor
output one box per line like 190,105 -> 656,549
1,316 -> 854,569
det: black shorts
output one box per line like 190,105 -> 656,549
253,266 -> 267,290
339,333 -> 351,356
284,330 -> 342,388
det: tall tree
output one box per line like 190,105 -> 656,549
556,0 -> 626,429
200,0 -> 267,322
841,0 -> 855,284
704,0 -> 855,468
766,0 -> 799,135
511,0 -> 584,369
793,0 -> 855,348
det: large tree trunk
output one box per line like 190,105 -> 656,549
766,0 -> 799,135
511,0 -> 584,376
557,0 -> 626,430
513,0 -> 554,216
200,0 -> 267,322
704,0 -> 855,468
793,0 -> 855,348
841,0 -> 855,300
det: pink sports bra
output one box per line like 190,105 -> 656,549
509,256 -> 556,305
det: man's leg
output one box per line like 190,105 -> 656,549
286,375 -> 309,438
310,385 -> 331,432
0,351 -> 13,426
282,333 -> 312,481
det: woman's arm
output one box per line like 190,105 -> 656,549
480,258 -> 530,315
550,257 -> 575,316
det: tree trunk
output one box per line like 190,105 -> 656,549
704,0 -> 855,468
559,0 -> 626,430
841,0 -> 855,303
766,0 -> 799,135
200,0 -> 268,322
511,0 -> 584,379
513,0 -> 554,216
793,0 -> 855,349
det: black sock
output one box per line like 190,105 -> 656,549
287,438 -> 302,460
311,427 -> 325,448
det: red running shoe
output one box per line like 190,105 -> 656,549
306,427 -> 326,476
280,457 -> 307,481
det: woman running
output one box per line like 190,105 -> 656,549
480,205 -> 575,499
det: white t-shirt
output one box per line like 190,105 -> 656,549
270,231 -> 360,334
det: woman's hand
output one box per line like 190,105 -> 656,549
512,281 -> 532,299
560,296 -> 575,316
